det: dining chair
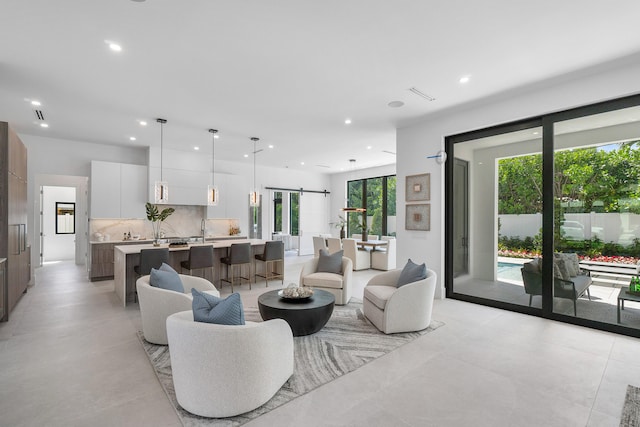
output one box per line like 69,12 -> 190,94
220,242 -> 252,292
327,237 -> 342,254
312,236 -> 328,257
254,240 -> 284,286
133,248 -> 170,302
180,245 -> 215,281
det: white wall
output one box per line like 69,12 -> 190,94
43,186 -> 76,261
397,53 -> 640,299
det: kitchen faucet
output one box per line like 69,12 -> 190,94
201,219 -> 206,243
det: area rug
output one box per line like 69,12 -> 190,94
138,300 -> 443,426
621,385 -> 640,426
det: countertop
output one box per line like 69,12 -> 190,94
113,238 -> 266,254
90,235 -> 247,244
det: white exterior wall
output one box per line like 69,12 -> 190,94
397,54 -> 640,299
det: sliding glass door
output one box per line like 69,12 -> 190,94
450,124 -> 543,309
552,105 -> 640,329
447,94 -> 640,337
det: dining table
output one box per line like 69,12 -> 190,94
355,239 -> 388,251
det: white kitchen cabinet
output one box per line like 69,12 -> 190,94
91,161 -> 148,218
91,161 -> 120,218
120,164 -> 148,218
206,173 -> 247,220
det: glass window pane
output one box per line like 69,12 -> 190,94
387,176 -> 396,236
347,180 -> 363,236
452,126 -> 543,309
553,105 -> 640,330
366,177 -> 383,239
290,192 -> 299,236
273,191 -> 282,232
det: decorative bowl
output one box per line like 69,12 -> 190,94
278,284 -> 314,300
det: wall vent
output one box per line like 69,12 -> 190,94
33,109 -> 45,121
408,87 -> 436,102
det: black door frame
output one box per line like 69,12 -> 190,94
445,93 -> 640,338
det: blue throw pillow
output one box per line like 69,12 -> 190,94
317,249 -> 343,274
397,259 -> 427,287
149,265 -> 184,293
192,289 -> 245,325
159,262 -> 178,274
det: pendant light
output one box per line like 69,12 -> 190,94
207,129 -> 219,206
341,159 -> 364,212
154,118 -> 169,204
249,137 -> 260,206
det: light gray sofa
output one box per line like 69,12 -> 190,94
363,268 -> 437,334
136,274 -> 219,345
166,311 -> 294,418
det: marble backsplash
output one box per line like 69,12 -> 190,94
90,205 -> 240,241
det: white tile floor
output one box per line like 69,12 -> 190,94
0,254 -> 638,426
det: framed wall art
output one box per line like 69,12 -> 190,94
405,204 -> 430,231
405,173 -> 430,202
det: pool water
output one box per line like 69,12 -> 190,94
497,262 -> 520,272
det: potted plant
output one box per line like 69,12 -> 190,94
145,202 -> 175,246
334,215 -> 347,239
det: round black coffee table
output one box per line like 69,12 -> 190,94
258,289 -> 335,336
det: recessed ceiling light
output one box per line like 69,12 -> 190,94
129,136 -> 136,141
344,118 -> 352,125
139,120 -> 147,126
194,146 -> 199,150
268,144 -> 274,149
105,40 -> 122,52
40,123 -> 48,128
300,162 -> 305,165
31,100 -> 41,106
214,134 -> 219,139
533,131 -> 539,135
459,76 -> 471,84
244,154 -> 249,158
388,101 -> 404,108
366,146 -> 372,150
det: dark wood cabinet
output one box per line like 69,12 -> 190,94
0,122 -> 29,319
89,241 -> 151,281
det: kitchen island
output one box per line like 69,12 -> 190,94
114,239 -> 267,306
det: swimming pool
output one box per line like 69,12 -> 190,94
497,261 -> 521,272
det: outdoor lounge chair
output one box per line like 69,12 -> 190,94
521,257 -> 592,316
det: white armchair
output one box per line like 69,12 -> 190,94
342,238 -> 371,270
363,268 -> 436,334
136,274 -> 219,345
167,311 -> 294,418
300,256 -> 353,305
371,238 -> 396,270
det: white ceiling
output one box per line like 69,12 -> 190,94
2,0 -> 640,173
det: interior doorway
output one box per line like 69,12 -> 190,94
42,186 -> 76,263
33,174 -> 88,269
